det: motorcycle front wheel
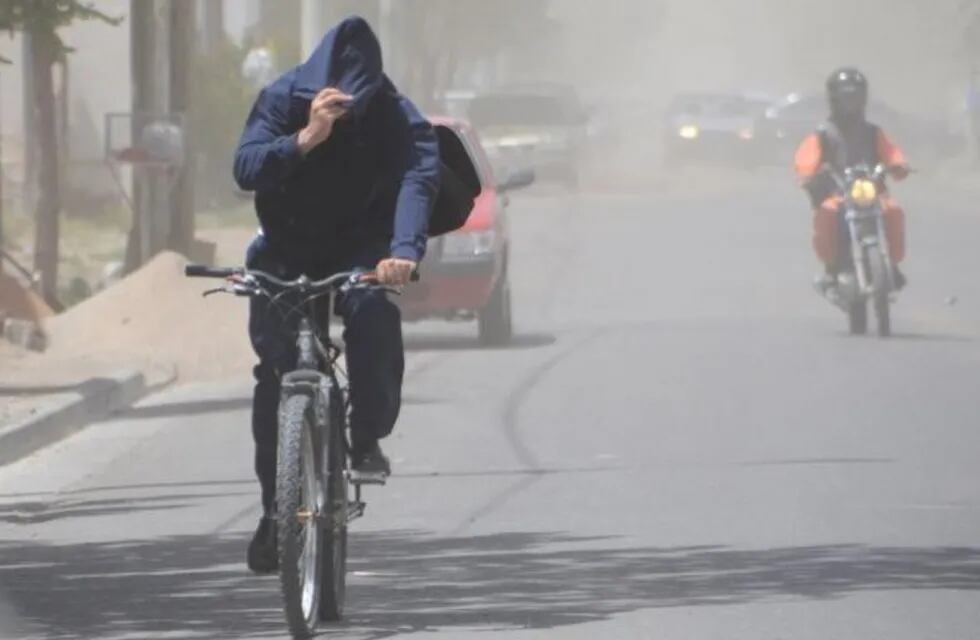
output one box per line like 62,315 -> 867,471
869,251 -> 892,338
848,300 -> 868,335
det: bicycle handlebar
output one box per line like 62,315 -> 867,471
185,265 -> 240,279
184,264 -> 420,293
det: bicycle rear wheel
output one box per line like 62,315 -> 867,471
277,394 -> 322,638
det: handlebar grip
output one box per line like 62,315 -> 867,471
185,264 -> 236,279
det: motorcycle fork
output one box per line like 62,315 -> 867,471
847,213 -> 870,293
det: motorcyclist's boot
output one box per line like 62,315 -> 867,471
813,267 -> 837,296
892,266 -> 907,291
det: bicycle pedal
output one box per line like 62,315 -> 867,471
347,470 -> 388,486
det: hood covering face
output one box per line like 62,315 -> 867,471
294,16 -> 389,117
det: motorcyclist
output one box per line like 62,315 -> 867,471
232,17 -> 440,574
794,68 -> 910,292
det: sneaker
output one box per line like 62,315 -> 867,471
247,515 -> 278,574
351,442 -> 391,476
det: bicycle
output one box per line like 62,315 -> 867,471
185,264 -> 402,638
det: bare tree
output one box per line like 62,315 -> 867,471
0,1 -> 120,306
393,0 -> 558,107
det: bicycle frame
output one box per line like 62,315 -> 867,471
278,293 -> 371,524
186,265 -> 392,517
186,264 -> 401,630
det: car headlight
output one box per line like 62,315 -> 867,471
678,125 -> 699,140
441,230 -> 497,258
849,179 -> 878,207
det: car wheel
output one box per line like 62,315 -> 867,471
478,276 -> 513,347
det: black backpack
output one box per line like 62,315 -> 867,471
428,124 -> 482,237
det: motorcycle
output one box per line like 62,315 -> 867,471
820,163 -> 897,337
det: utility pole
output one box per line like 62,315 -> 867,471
201,0 -> 224,55
378,0 -> 397,82
127,0 -> 182,270
168,0 -> 194,256
148,0 -> 172,261
125,0 -> 153,271
300,0 -> 327,58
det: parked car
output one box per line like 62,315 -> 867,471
755,92 -> 965,166
663,92 -> 770,166
398,116 -> 535,346
459,84 -> 589,187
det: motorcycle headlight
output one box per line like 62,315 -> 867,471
850,179 -> 878,207
441,230 -> 497,258
678,125 -> 699,140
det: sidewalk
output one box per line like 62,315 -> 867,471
1,246 -> 256,467
0,343 -> 171,466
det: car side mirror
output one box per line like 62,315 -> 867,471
498,167 -> 536,193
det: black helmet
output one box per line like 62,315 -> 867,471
826,67 -> 868,120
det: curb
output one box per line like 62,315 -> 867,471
0,369 -> 156,467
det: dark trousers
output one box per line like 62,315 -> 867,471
246,236 -> 405,513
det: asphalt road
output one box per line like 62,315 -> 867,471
2,172 -> 979,639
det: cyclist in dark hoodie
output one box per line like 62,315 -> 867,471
233,16 -> 440,574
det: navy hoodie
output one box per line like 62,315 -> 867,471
233,17 -> 440,265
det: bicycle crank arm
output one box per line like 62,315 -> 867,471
347,501 -> 366,523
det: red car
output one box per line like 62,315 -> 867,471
399,116 -> 534,345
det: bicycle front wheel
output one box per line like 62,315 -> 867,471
319,386 -> 348,621
276,394 -> 322,638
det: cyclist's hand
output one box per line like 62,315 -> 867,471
376,258 -> 417,286
298,88 -> 352,154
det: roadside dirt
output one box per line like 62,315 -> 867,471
41,248 -> 255,384
0,270 -> 53,324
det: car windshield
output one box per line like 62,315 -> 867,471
772,95 -> 825,119
467,94 -> 574,128
669,95 -> 756,118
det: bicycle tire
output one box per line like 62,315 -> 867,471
277,394 -> 322,638
319,386 -> 348,621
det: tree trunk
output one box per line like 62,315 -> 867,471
30,32 -> 61,308
22,33 -> 37,215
